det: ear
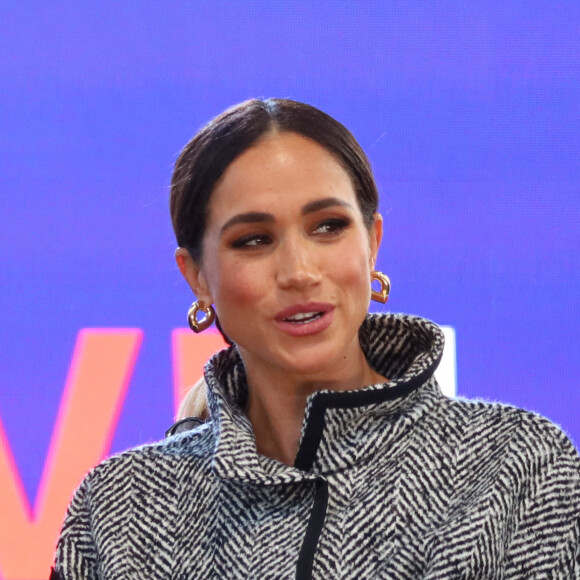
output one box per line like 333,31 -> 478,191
369,213 -> 383,269
175,247 -> 213,305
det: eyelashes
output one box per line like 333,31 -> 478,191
230,234 -> 272,248
229,217 -> 352,250
312,217 -> 351,235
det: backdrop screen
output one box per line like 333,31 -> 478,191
1,2 -> 579,576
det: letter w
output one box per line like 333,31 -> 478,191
0,329 -> 142,579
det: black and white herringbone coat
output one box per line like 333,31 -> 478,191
53,314 -> 580,579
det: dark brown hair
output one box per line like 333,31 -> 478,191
170,98 -> 379,262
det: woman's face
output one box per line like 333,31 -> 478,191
177,132 -> 382,381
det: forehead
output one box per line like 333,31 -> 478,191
206,132 -> 357,221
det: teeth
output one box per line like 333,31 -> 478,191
286,312 -> 323,323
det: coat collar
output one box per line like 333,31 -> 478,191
203,313 -> 445,484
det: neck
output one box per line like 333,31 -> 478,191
243,347 -> 387,466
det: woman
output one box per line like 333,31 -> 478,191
53,99 -> 580,578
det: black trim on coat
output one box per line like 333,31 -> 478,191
294,369 -> 433,472
292,369 -> 435,578
295,478 -> 329,580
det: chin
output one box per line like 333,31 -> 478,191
275,341 -> 349,378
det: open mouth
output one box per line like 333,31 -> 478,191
275,303 -> 334,336
284,312 -> 324,324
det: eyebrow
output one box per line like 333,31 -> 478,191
301,197 -> 354,215
219,197 -> 354,235
220,211 -> 274,235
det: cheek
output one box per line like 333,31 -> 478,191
212,258 -> 269,310
342,262 -> 372,297
210,260 -> 272,345
331,242 -> 372,291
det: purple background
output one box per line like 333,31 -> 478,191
1,1 -> 578,506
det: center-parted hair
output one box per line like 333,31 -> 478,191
170,98 -> 379,263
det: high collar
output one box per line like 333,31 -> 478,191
203,313 -> 445,485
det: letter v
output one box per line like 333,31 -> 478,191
0,328 -> 142,579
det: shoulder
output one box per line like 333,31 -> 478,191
437,395 -> 580,482
81,421 -> 215,498
55,423 -> 217,575
445,395 -> 575,447
60,423 -> 215,539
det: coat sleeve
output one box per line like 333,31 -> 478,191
505,433 -> 580,578
51,476 -> 100,580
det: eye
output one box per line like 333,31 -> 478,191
230,233 -> 273,249
312,217 -> 351,236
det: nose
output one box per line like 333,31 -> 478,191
276,237 -> 321,291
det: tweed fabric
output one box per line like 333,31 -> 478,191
53,314 -> 580,579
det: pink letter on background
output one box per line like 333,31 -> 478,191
172,328 -> 227,415
0,329 -> 142,579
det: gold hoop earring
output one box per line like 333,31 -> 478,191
371,271 -> 391,304
187,301 -> 216,333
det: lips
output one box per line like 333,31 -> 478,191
274,303 -> 334,336
284,311 -> 324,324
